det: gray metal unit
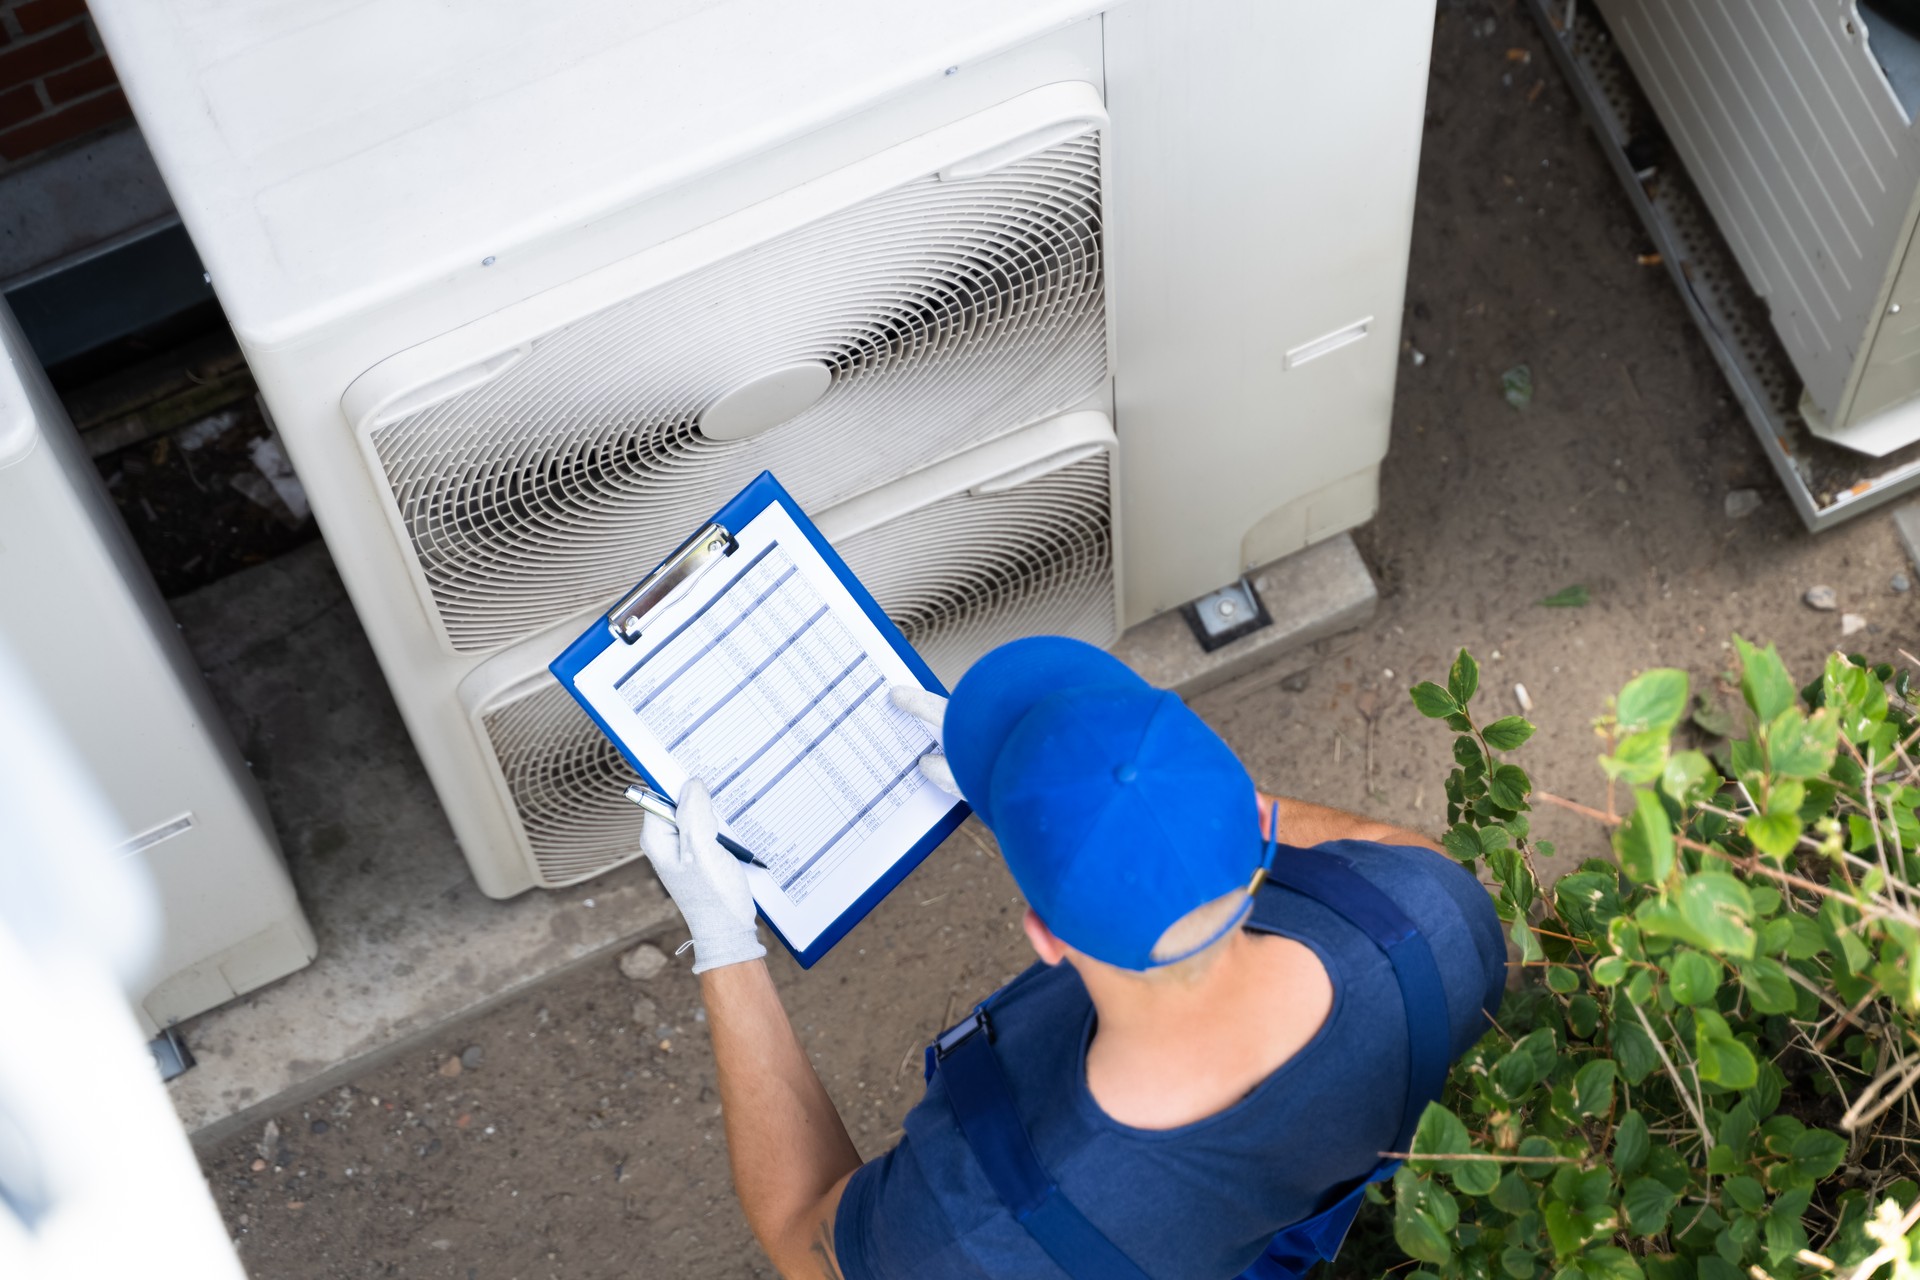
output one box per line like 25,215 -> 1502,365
1531,0 -> 1920,527
1587,1 -> 1920,457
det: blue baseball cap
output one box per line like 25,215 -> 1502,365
943,637 -> 1264,971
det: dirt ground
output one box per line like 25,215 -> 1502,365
198,4 -> 1920,1277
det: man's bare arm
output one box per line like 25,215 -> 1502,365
701,959 -> 860,1279
1259,791 -> 1444,854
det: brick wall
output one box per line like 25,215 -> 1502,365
0,0 -> 130,173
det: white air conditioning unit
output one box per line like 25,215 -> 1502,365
1593,0 -> 1920,455
0,302 -> 316,1034
90,0 -> 1435,898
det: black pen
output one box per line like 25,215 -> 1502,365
624,783 -> 773,870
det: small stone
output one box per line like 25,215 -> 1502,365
1278,670 -> 1311,693
256,1120 -> 279,1161
459,1045 -> 484,1071
1514,683 -> 1534,714
455,1113 -> 472,1129
250,1158 -> 267,1172
237,1215 -> 248,1227
1805,585 -> 1839,611
619,944 -> 670,982
431,1240 -> 452,1251
310,1120 -> 329,1135
438,1055 -> 463,1078
658,1038 -> 673,1053
286,1201 -> 304,1211
631,997 -> 658,1026
1894,573 -> 1911,593
1843,613 -> 1868,637
1724,488 -> 1762,518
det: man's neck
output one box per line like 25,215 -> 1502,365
1074,929 -> 1332,1130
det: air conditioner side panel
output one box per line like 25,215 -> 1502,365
1594,0 -> 1920,419
1102,0 -> 1433,623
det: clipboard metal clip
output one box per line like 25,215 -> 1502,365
607,522 -> 736,643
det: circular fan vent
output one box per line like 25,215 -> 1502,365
834,450 -> 1117,684
480,677 -> 645,886
371,134 -> 1105,654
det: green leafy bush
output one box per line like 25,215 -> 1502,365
1378,644 -> 1920,1280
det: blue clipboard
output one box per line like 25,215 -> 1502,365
550,470 -> 969,968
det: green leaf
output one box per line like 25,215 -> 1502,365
1791,1129 -> 1848,1180
1395,1205 -> 1454,1266
1767,706 -> 1840,778
1694,1008 -> 1759,1089
1591,955 -> 1628,986
1449,649 -> 1481,708
1613,1110 -> 1649,1175
1453,1156 -> 1501,1197
1441,825 -> 1481,863
1764,1204 -> 1807,1266
1619,668 -> 1690,734
1573,1058 -> 1616,1115
1510,915 -> 1544,964
1489,764 -> 1533,810
1622,1177 -> 1677,1236
1745,811 -> 1804,860
1676,871 -> 1757,957
1546,964 -> 1580,994
1411,681 -> 1459,719
1502,1245 -> 1540,1279
1738,956 -> 1796,1014
1602,730 -> 1668,785
1613,788 -> 1675,885
1492,1170 -> 1535,1216
1610,1016 -> 1660,1086
1783,915 -> 1826,961
1540,584 -> 1590,608
1660,750 -> 1720,809
1723,1175 -> 1764,1211
1484,715 -> 1537,751
1584,1247 -> 1645,1280
1664,949 -> 1719,1005
1734,636 -> 1795,723
1493,1046 -> 1541,1100
1568,993 -> 1599,1038
1411,1102 -> 1472,1162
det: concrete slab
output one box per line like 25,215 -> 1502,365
1110,533 -> 1378,699
163,541 -> 678,1149
0,125 -> 175,287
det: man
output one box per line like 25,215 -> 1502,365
640,636 -> 1506,1279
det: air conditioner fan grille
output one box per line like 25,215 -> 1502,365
372,135 -> 1105,653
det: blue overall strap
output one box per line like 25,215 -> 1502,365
930,1009 -> 1155,1280
1256,847 -> 1452,1153
1237,843 -> 1455,1280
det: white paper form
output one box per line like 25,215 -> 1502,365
568,502 -> 958,954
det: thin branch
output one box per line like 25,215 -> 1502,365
1632,998 -> 1713,1150
1380,1150 -> 1589,1165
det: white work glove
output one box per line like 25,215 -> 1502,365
638,779 -> 766,974
889,685 -> 960,800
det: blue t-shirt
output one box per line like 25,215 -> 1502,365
834,839 -> 1506,1279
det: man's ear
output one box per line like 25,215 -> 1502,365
1023,907 -> 1069,967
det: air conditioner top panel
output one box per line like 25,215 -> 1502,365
86,0 -> 1109,348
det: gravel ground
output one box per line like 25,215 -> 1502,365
198,4 -> 1920,1276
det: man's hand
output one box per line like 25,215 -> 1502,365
639,779 -> 765,973
889,684 -> 960,799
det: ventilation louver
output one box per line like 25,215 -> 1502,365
479,443 -> 1115,886
371,134 -> 1105,654
479,677 -> 647,887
